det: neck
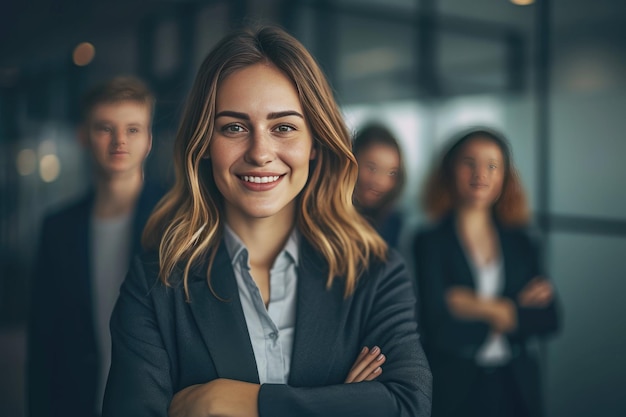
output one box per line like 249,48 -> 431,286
93,171 -> 143,218
226,210 -> 295,270
455,205 -> 493,233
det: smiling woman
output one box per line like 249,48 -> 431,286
352,123 -> 406,247
209,63 -> 316,225
102,26 -> 431,417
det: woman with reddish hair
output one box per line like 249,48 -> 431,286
413,128 -> 560,417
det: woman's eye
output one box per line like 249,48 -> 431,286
275,124 -> 295,133
129,128 -> 138,134
223,124 -> 245,133
367,165 -> 377,173
388,171 -> 398,177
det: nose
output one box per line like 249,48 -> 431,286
244,130 -> 275,166
111,130 -> 126,146
474,165 -> 487,179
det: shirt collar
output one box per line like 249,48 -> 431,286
223,224 -> 300,268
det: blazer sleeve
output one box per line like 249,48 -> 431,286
511,232 -> 561,340
257,250 -> 432,417
102,256 -> 173,417
413,230 -> 490,355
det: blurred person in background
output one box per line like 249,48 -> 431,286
413,128 -> 561,417
352,123 -> 406,248
27,76 -> 165,417
102,26 -> 431,417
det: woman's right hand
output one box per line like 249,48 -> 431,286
344,346 -> 386,383
169,379 -> 260,417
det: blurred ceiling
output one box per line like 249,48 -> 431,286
1,0 -> 624,97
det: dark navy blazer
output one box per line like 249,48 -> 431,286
413,214 -> 561,417
27,183 -> 165,417
103,239 -> 432,417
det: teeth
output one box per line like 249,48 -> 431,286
242,175 -> 280,184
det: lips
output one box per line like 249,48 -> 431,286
367,188 -> 383,196
239,175 -> 281,184
237,173 -> 285,191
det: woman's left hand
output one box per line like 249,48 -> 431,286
169,379 -> 260,417
517,277 -> 554,308
344,346 -> 386,383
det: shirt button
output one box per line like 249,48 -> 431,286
269,331 -> 278,340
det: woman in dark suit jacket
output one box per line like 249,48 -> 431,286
103,26 -> 431,417
413,128 -> 560,417
352,122 -> 406,248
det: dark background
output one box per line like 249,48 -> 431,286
1,1 -> 625,416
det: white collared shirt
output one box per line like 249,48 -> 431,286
473,258 -> 512,366
223,225 -> 299,384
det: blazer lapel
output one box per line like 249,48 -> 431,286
445,215 -> 477,288
288,239 -> 345,386
187,243 -> 260,383
75,194 -> 95,325
497,227 -> 522,297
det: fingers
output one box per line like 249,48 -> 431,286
518,278 -> 554,308
344,346 -> 386,383
344,347 -> 369,383
446,286 -> 474,299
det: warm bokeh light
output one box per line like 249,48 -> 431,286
39,154 -> 61,182
16,148 -> 37,176
510,0 -> 535,5
73,42 -> 96,66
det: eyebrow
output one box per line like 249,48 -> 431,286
91,120 -> 144,126
214,110 -> 304,120
267,110 -> 304,120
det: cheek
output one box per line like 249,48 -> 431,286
208,147 -> 231,186
493,177 -> 505,196
454,168 -> 468,186
285,145 -> 315,172
382,177 -> 397,192
357,168 -> 371,182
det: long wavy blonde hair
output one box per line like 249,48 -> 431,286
143,26 -> 387,300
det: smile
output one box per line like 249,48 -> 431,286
240,175 -> 281,184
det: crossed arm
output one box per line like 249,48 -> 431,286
169,346 -> 387,417
104,253 -> 431,417
445,277 -> 555,334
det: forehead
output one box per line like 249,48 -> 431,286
458,137 -> 503,159
357,143 -> 400,166
88,100 -> 151,124
216,63 -> 302,112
